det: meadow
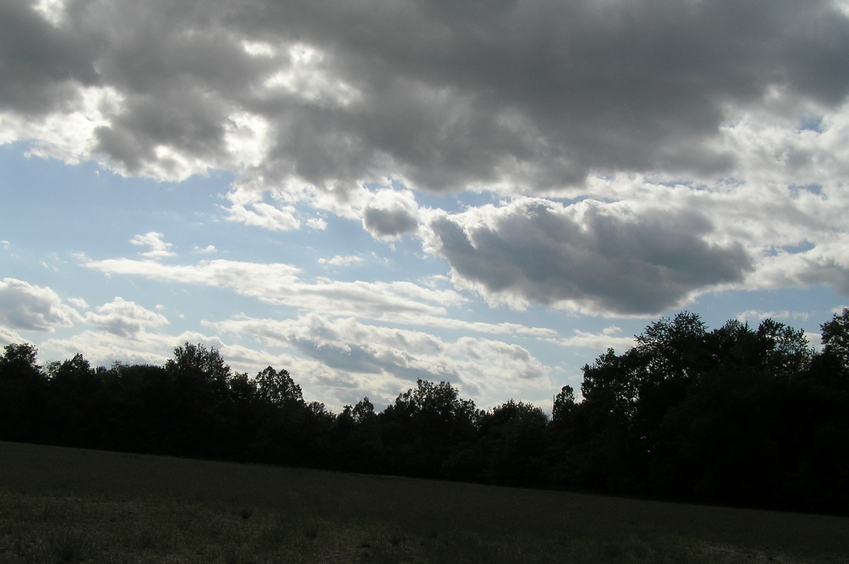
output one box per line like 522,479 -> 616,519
0,441 -> 847,563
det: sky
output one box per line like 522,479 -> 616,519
2,0 -> 849,413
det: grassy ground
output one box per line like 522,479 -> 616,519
0,441 -> 847,563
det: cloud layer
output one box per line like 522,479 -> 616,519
3,0 -> 849,323
5,0 -> 849,191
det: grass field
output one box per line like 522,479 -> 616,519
0,441 -> 847,563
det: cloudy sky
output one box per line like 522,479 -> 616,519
3,0 -> 849,411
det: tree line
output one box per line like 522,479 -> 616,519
1,310 -> 848,514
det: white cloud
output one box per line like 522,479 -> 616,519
39,329 -> 224,369
0,326 -> 25,345
0,278 -> 81,332
736,309 -> 812,324
209,313 -> 551,407
67,297 -> 89,309
547,328 -> 637,353
224,201 -> 300,231
261,43 -> 362,108
82,256 -> 300,297
81,254 -> 463,319
84,297 -> 169,338
130,232 -> 175,258
306,216 -> 328,230
32,0 -> 68,27
319,255 -> 365,267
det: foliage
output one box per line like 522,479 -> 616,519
1,309 -> 848,515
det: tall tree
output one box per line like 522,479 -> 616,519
0,343 -> 47,442
381,379 -> 479,478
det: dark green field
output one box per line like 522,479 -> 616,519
0,441 -> 847,563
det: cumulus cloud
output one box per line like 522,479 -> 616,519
209,313 -> 551,406
84,297 -> 169,338
5,0 -> 849,312
362,189 -> 420,240
424,198 -> 752,315
0,0 -> 101,116
130,232 -> 175,258
66,297 -> 88,309
4,0 -> 848,197
0,278 -> 81,332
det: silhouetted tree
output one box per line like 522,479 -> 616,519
4,309 -> 848,515
0,343 -> 47,442
332,397 -> 384,473
477,400 -> 549,486
44,353 -> 105,448
381,379 -> 479,478
164,343 -> 232,457
256,366 -> 302,406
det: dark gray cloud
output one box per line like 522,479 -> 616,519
226,0 -> 849,188
0,0 -> 101,114
5,0 -> 848,191
362,191 -> 419,239
428,200 -> 752,315
363,206 -> 418,238
798,262 -> 849,296
291,338 -> 460,383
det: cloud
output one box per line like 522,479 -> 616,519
209,313 -> 551,406
0,326 -> 25,345
0,0 -> 101,115
5,0 -> 849,309
745,230 -> 849,294
4,0 -> 848,198
81,253 -> 464,319
82,256 -> 301,298
39,328 -> 225,369
84,297 -> 169,338
736,309 -> 811,324
547,327 -> 637,353
318,255 -> 364,267
362,189 -> 420,240
423,198 -> 752,315
224,201 -> 300,231
66,297 -> 89,309
130,232 -> 175,258
0,278 -> 81,332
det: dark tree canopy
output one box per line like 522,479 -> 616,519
822,308 -> 849,369
1,312 -> 848,515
